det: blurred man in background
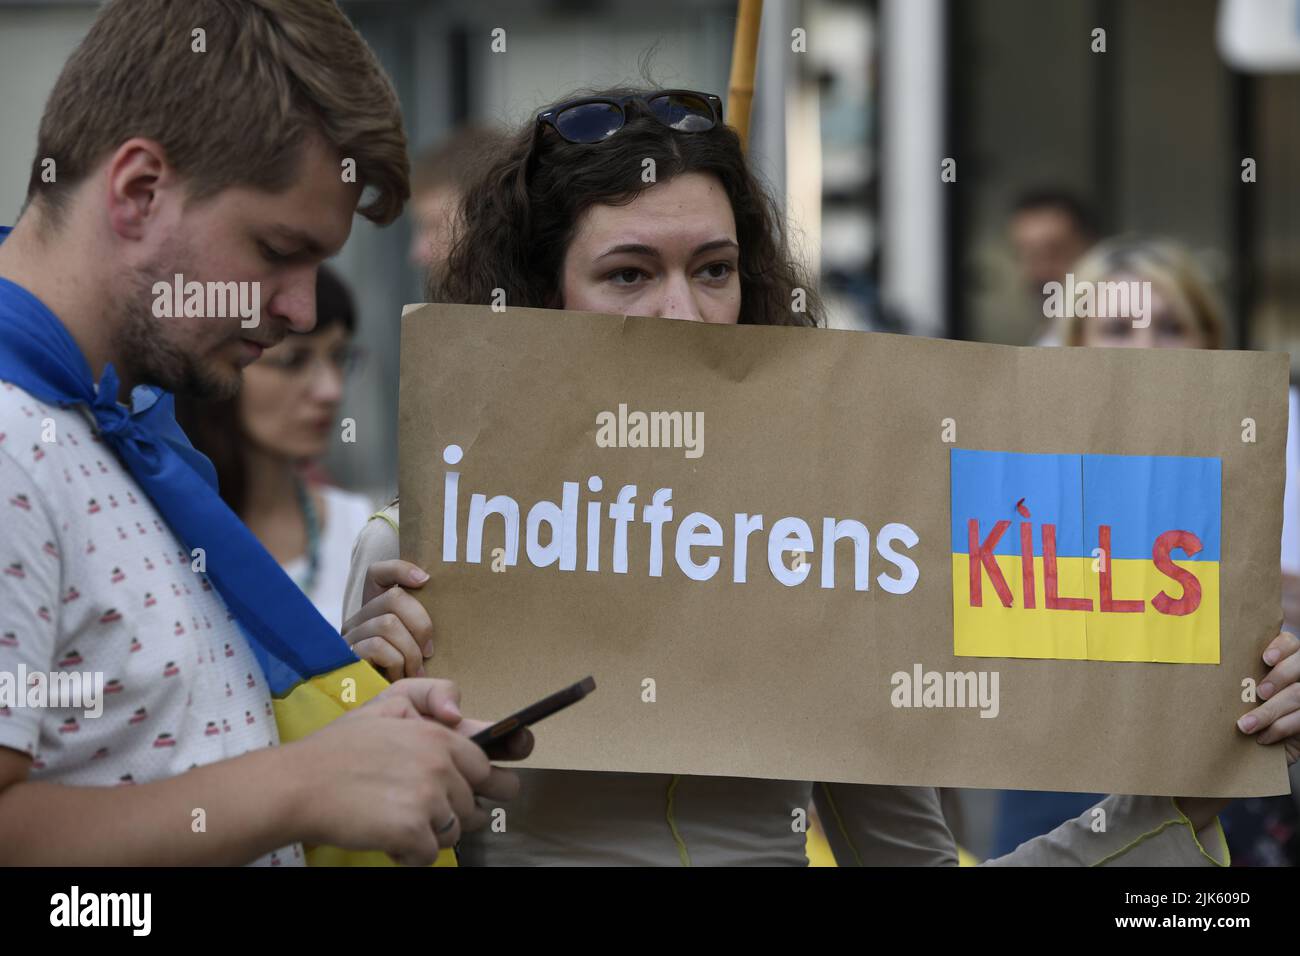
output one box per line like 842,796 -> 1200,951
407,125 -> 508,282
1008,188 -> 1099,346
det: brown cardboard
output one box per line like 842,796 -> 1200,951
398,302 -> 1291,798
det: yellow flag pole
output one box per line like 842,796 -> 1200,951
726,0 -> 764,153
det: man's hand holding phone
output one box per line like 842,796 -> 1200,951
283,677 -> 534,866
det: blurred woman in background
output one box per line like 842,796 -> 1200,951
178,265 -> 373,630
1063,237 -> 1224,349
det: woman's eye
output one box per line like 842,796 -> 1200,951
607,268 -> 646,286
281,351 -> 311,370
260,242 -> 290,262
699,261 -> 734,281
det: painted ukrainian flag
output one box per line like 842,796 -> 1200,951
950,449 -> 1221,663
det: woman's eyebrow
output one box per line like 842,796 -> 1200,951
595,243 -> 660,260
595,238 -> 739,261
691,238 -> 739,256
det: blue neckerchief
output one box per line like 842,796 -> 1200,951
0,225 -> 357,694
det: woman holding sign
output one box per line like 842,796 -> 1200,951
343,87 -> 1300,865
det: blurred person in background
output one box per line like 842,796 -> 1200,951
1064,238 -> 1222,349
177,265 -> 373,631
996,235 -> 1300,866
1008,188 -> 1099,346
408,126 -> 509,282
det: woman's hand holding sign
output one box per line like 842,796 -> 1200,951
1238,630 -> 1300,759
1176,629 -> 1300,830
342,559 -> 437,680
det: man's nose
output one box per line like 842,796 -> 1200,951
266,268 -> 318,335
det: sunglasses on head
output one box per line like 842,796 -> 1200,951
535,90 -> 724,145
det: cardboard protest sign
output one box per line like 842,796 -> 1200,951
398,303 -> 1291,798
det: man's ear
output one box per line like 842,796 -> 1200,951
105,138 -> 175,241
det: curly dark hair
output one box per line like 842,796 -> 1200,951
432,87 -> 820,327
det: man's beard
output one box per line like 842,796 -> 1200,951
110,257 -> 241,401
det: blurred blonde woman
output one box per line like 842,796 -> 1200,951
1061,236 -> 1224,349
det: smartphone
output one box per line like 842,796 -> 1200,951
470,676 -> 596,755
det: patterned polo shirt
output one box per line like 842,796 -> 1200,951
0,380 -> 302,866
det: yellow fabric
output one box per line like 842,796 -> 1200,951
805,810 -> 837,867
273,659 -> 456,867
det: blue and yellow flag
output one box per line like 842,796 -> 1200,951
950,449 -> 1221,663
